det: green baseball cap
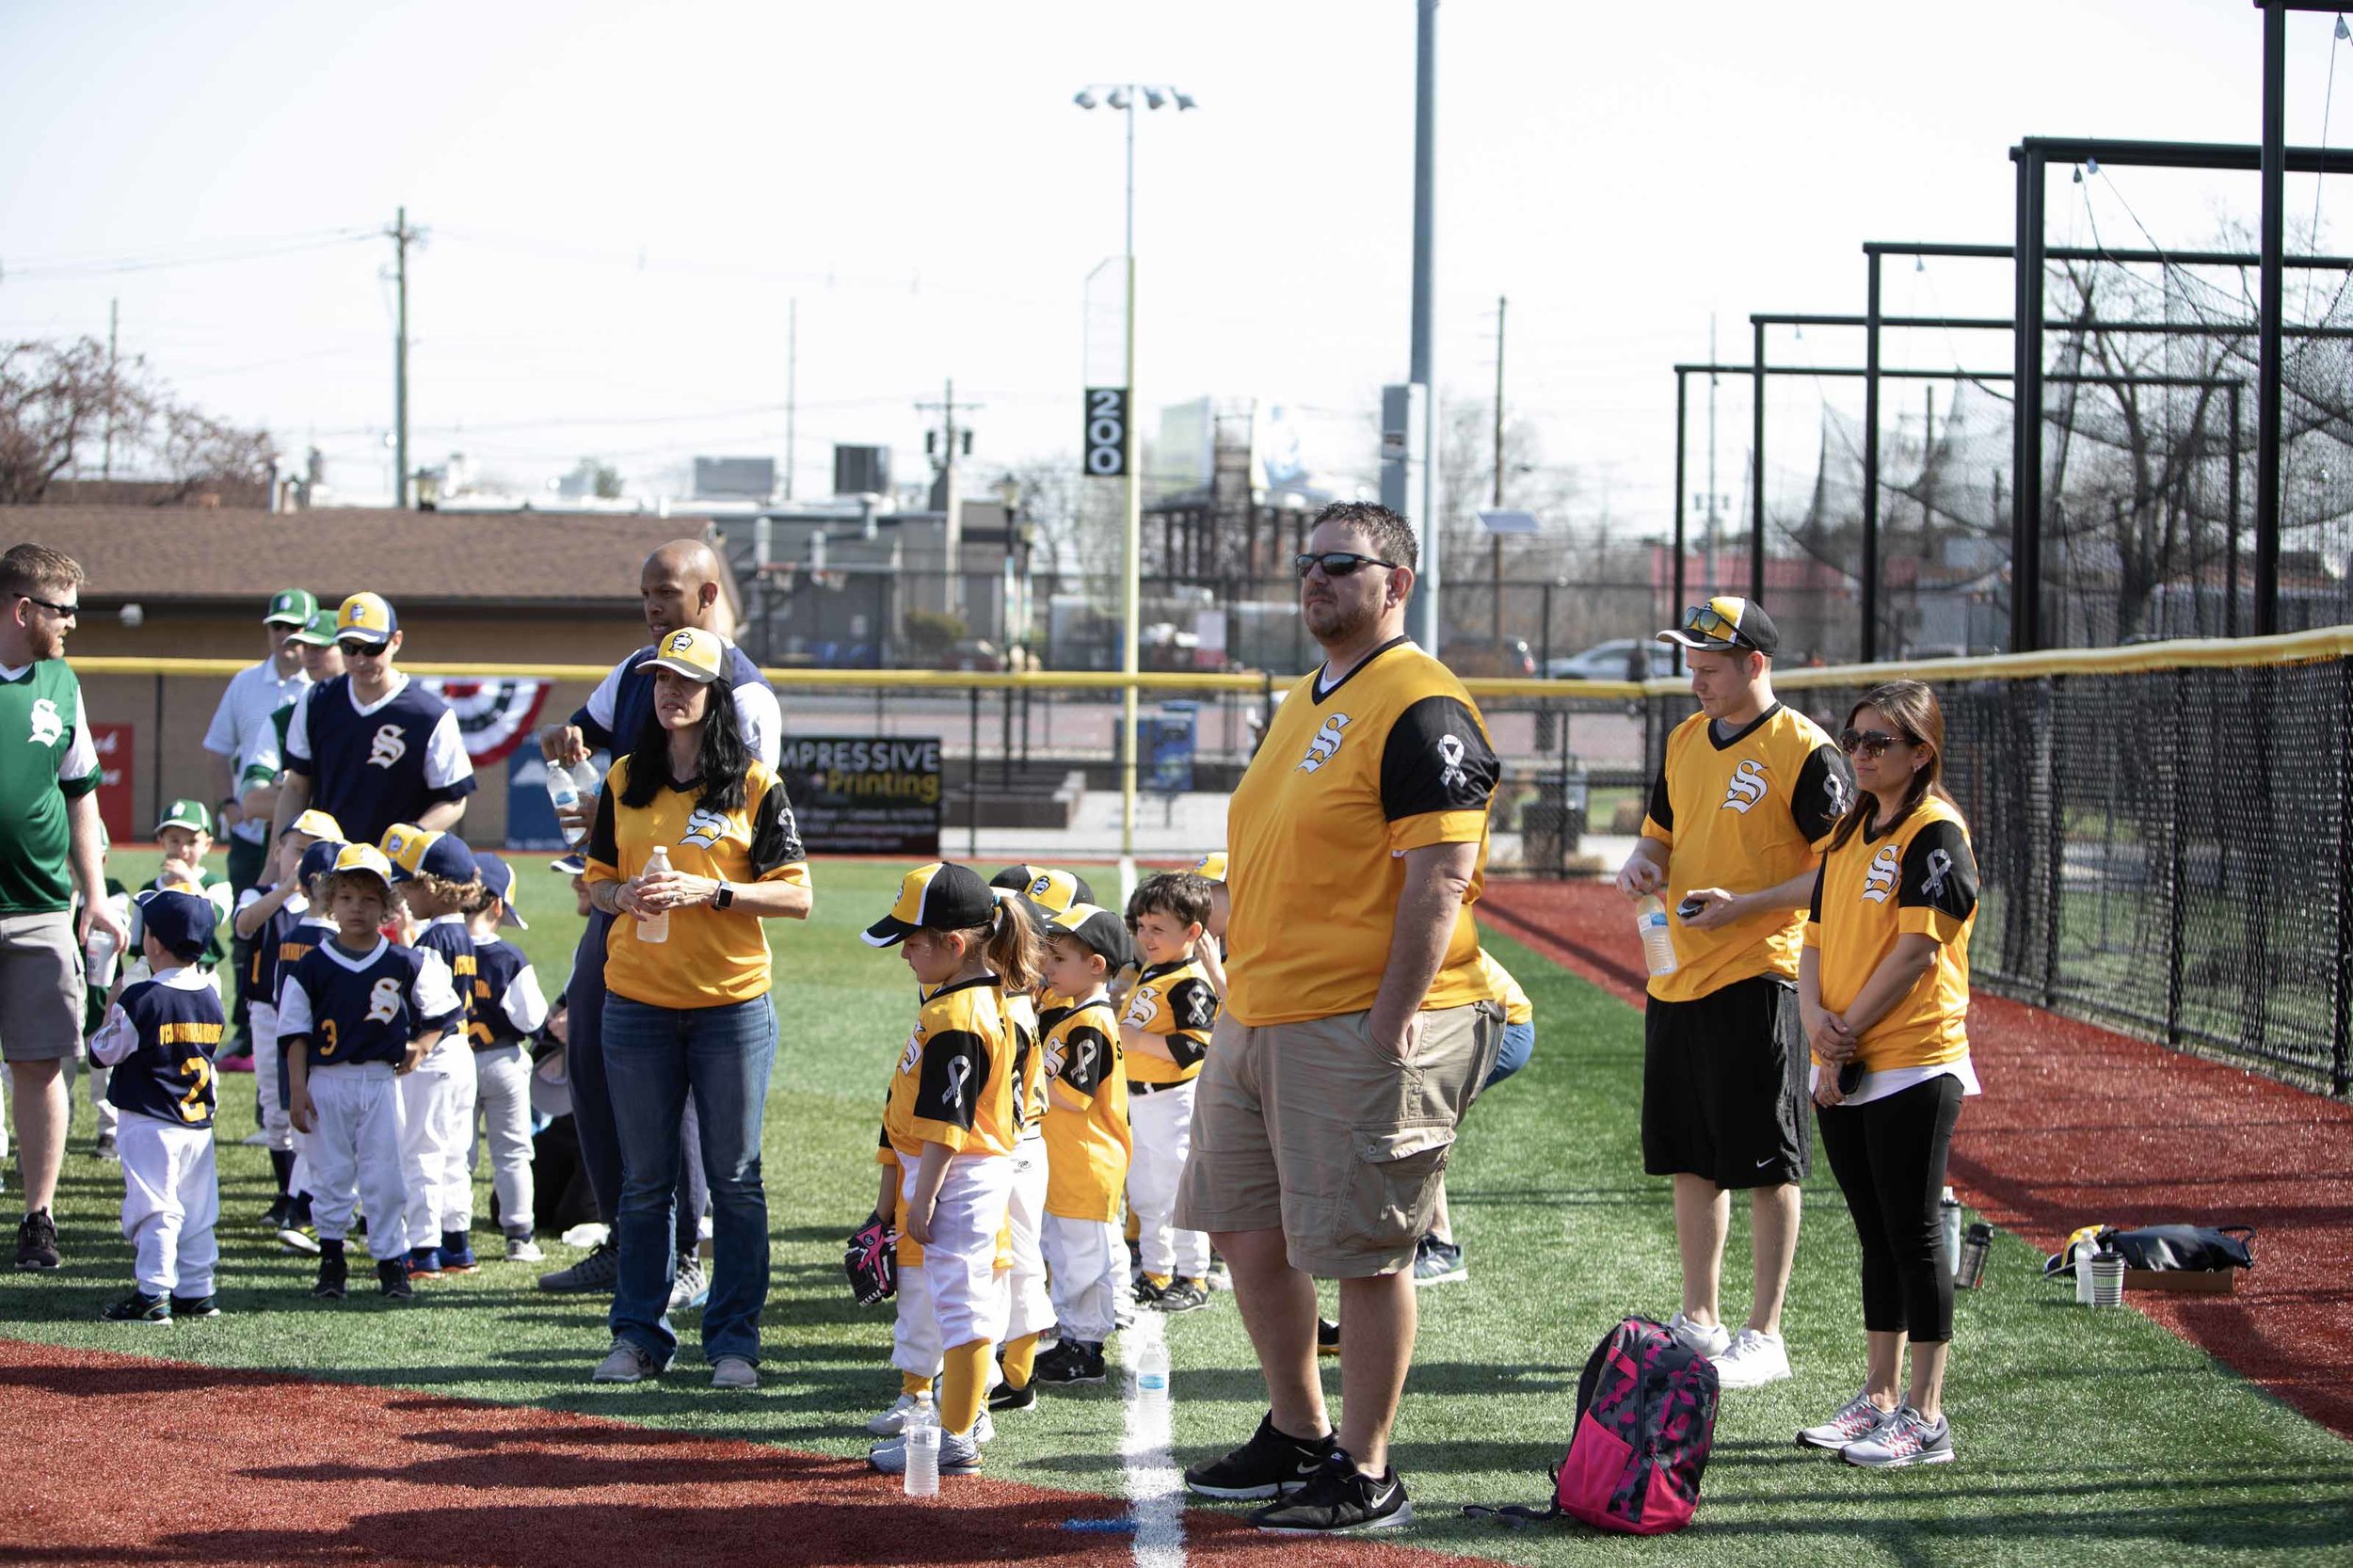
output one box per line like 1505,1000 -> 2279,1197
289,607 -> 339,647
155,797 -> 215,836
264,588 -> 319,627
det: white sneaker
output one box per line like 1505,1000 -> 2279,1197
1710,1327 -> 1792,1389
1667,1312 -> 1730,1358
867,1394 -> 922,1435
1798,1388 -> 1897,1450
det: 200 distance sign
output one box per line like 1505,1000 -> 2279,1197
1083,387 -> 1128,477
779,736 -> 943,856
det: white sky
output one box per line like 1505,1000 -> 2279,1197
5,0 -> 2347,537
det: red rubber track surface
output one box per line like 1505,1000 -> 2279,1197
0,1339 -> 1500,1568
1480,878 -> 2353,1439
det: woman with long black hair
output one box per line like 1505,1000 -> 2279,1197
582,628 -> 811,1389
1796,679 -> 1979,1469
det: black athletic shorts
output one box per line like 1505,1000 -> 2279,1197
1641,973 -> 1809,1189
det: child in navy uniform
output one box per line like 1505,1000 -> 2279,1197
89,889 -> 227,1323
381,824 -> 484,1276
280,843 -> 465,1301
466,853 -> 550,1262
268,838 -> 347,1256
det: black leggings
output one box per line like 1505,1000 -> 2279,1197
1817,1074 -> 1964,1343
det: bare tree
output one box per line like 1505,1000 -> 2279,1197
0,336 -> 274,505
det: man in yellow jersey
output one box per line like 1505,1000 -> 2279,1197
1176,502 -> 1503,1535
1618,597 -> 1852,1391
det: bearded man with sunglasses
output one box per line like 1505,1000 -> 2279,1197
270,592 -> 474,850
1175,502 -> 1504,1534
1616,596 -> 1853,1391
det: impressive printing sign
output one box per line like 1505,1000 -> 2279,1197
780,736 -> 943,856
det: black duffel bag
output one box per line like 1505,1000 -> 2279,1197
2043,1224 -> 2255,1276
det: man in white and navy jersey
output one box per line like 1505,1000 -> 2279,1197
270,592 -> 474,850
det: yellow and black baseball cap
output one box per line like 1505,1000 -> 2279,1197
264,588 -> 319,627
1657,595 -> 1780,657
1191,851 -> 1227,883
648,626 -> 725,683
990,864 -> 1094,915
863,861 -> 996,948
289,808 -> 344,842
1048,901 -> 1132,970
337,592 -> 398,646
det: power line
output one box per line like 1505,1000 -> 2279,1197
0,228 -> 377,281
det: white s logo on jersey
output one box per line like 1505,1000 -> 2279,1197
1298,712 -> 1351,772
1721,759 -> 1768,813
1862,844 -> 1902,904
366,977 -> 404,1022
368,724 -> 408,770
681,808 -> 731,848
27,697 -> 63,746
898,1031 -> 923,1076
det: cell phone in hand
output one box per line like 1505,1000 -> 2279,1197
1836,1060 -> 1865,1095
1676,896 -> 1707,920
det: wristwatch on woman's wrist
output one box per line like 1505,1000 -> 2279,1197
712,879 -> 734,910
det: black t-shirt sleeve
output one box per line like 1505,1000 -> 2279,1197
1379,696 -> 1500,821
1057,1024 -> 1114,1096
749,776 -> 807,876
1646,764 -> 1673,832
1808,863 -> 1825,923
585,785 -> 620,869
1898,821 -> 1978,926
912,1029 -> 989,1130
1792,743 -> 1856,846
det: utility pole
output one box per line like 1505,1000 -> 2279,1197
1492,294 -> 1505,646
1705,313 -> 1721,600
784,297 -> 797,501
1409,0 -> 1441,652
388,206 -> 420,510
101,298 -> 119,481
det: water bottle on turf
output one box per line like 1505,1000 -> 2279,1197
902,1393 -> 940,1497
1939,1187 -> 1964,1276
1957,1222 -> 1993,1290
2073,1233 -> 2099,1306
636,846 -> 672,945
1137,1337 -> 1170,1400
1635,894 -> 1678,978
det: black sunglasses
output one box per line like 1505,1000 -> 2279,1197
1295,552 -> 1400,580
1681,603 -> 1756,650
337,639 -> 388,658
14,592 -> 78,617
1838,727 -> 1916,759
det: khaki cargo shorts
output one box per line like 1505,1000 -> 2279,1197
1175,1000 -> 1502,1278
0,911 -> 83,1064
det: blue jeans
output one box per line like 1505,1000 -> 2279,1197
1483,1020 -> 1536,1090
602,992 -> 776,1367
569,913 -> 702,1255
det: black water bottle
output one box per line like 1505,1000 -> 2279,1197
1956,1222 -> 1993,1290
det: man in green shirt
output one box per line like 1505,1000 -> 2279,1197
0,543 -> 127,1271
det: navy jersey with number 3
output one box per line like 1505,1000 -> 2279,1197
278,938 -> 463,1066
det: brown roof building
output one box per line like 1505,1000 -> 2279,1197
2,505 -> 742,846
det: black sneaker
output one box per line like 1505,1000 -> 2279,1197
14,1209 -> 59,1271
377,1258 -> 415,1300
537,1239 -> 619,1293
100,1289 -> 171,1323
1131,1275 -> 1168,1307
988,1378 -> 1038,1412
170,1293 -> 220,1320
312,1252 -> 349,1300
262,1194 -> 292,1230
1249,1449 -> 1412,1534
1184,1411 -> 1337,1500
1317,1318 -> 1341,1357
1149,1278 -> 1211,1314
1032,1339 -> 1108,1384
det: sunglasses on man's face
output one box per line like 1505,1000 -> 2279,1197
1838,728 -> 1913,760
15,592 -> 78,618
337,640 -> 387,659
1295,552 -> 1400,580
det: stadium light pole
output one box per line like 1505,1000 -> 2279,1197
1077,82 -> 1195,895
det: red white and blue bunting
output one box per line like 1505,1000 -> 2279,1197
415,678 -> 552,768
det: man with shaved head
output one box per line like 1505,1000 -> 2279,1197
534,537 -> 779,1294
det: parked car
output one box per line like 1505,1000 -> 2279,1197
937,639 -> 1006,672
1441,636 -> 1537,678
1545,638 -> 1653,681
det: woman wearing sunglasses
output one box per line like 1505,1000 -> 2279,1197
1796,679 -> 1979,1470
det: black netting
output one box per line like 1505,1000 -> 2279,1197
1650,659 -> 2353,1097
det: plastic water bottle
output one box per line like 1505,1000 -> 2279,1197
84,924 -> 119,987
545,764 -> 580,816
1957,1222 -> 1993,1290
2073,1234 -> 2100,1306
637,846 -> 672,944
1939,1188 -> 1964,1277
902,1393 -> 940,1497
1635,894 -> 1678,978
1136,1337 -> 1171,1400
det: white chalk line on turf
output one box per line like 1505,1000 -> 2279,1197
1117,1310 -> 1187,1568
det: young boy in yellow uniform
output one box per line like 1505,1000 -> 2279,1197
1122,870 -> 1220,1314
1030,902 -> 1133,1384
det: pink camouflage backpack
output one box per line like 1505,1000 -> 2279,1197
1466,1315 -> 1721,1536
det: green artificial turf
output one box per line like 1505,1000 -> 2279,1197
5,851 -> 2350,1565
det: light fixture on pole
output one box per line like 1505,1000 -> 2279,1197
1075,80 -> 1197,895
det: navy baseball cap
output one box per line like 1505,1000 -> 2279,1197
473,852 -> 528,929
297,839 -> 347,885
550,853 -> 587,876
136,888 -> 216,962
